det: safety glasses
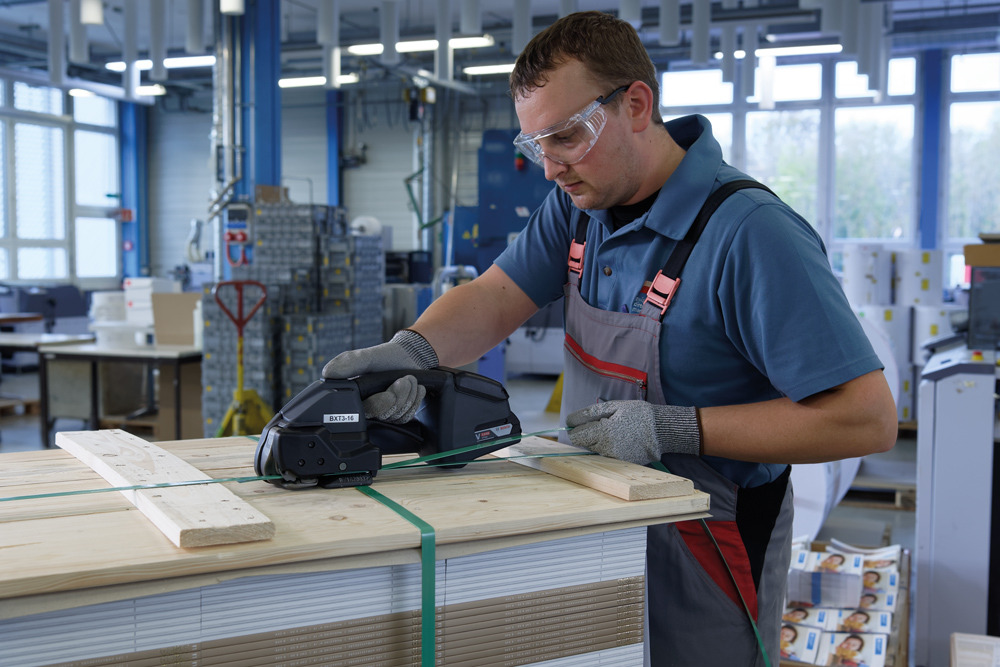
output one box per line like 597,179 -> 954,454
513,84 -> 632,167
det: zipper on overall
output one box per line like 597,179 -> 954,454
564,334 -> 647,389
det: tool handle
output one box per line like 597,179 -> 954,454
353,368 -> 452,399
212,280 -> 268,337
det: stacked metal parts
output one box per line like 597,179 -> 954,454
200,203 -> 386,437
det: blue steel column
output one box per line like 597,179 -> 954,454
919,49 -> 943,251
119,101 -> 149,277
237,0 -> 282,198
326,89 -> 343,207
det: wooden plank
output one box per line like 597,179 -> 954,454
54,430 -> 274,548
0,437 -> 710,600
493,436 -> 695,501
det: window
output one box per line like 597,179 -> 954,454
0,77 -> 120,284
948,101 -> 1000,240
75,130 -> 118,207
951,53 -> 1000,94
14,81 -> 63,115
746,110 -> 820,226
15,124 -> 66,240
752,63 -> 823,102
661,69 -> 733,107
74,217 -> 118,278
836,58 -> 917,98
73,95 -> 116,127
834,106 -> 915,240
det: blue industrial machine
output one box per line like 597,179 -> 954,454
452,129 -> 552,275
451,129 -> 564,378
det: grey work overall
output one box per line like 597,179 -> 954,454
559,182 -> 795,666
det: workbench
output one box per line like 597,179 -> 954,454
0,434 -> 710,667
36,343 -> 202,446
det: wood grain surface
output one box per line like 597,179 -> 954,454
493,437 -> 695,501
54,430 -> 274,548
1,434 -> 709,603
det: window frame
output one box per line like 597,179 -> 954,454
941,49 -> 1000,286
0,76 -> 122,288
659,52 -> 921,263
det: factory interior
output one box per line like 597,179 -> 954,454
0,0 -> 999,666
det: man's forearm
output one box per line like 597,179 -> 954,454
409,265 -> 540,368
699,370 -> 898,464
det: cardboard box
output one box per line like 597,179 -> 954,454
964,243 -> 1000,267
157,361 -> 204,440
152,293 -> 203,345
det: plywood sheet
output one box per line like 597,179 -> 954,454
0,435 -> 709,602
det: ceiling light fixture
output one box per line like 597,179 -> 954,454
712,43 -> 842,60
278,73 -> 360,88
463,62 -> 515,75
69,88 -> 96,97
136,84 -> 167,96
106,55 -> 216,72
346,34 -> 494,56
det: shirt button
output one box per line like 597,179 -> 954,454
603,266 -> 612,276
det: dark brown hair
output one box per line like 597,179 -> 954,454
509,11 -> 662,123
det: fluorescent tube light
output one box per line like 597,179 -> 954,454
278,73 -> 359,88
463,62 -> 516,75
136,84 -> 167,95
347,34 -> 494,56
69,88 -> 96,97
105,55 -> 216,72
715,44 -> 843,60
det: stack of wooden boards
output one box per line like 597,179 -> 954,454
0,431 -> 710,667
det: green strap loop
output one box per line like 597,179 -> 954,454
381,427 -> 569,470
356,485 -> 437,667
651,462 -> 772,667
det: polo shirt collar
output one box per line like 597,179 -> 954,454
584,114 -> 723,240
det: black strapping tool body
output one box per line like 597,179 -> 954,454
254,368 -> 522,489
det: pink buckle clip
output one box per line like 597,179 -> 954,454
567,240 -> 586,274
645,271 -> 681,315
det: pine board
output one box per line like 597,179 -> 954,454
54,430 -> 275,548
0,435 -> 710,602
493,437 -> 695,500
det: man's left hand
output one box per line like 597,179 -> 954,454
566,400 -> 702,465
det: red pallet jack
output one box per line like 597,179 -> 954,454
213,280 -> 275,437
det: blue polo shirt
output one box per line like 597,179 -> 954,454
495,114 -> 882,488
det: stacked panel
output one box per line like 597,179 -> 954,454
8,528 -> 647,667
280,313 -> 354,401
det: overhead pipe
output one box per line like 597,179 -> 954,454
461,0 -> 480,35
220,0 -> 245,15
69,0 -> 88,64
81,0 -> 103,25
150,0 -> 167,81
841,0 -> 859,56
691,0 -> 710,65
512,0 -> 531,55
720,0 -> 736,82
741,23 -> 758,101
820,0 -> 841,35
318,0 -> 335,44
436,0 -> 453,82
321,0 -> 342,89
123,0 -> 138,98
658,0 -> 679,46
620,0 -> 642,29
381,0 -> 400,65
48,0 -> 65,87
558,0 -> 577,18
187,0 -> 204,53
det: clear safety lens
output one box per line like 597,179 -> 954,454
513,101 -> 609,167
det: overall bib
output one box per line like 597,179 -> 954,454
560,182 -> 795,666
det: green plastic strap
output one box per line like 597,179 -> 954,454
356,485 -> 436,667
0,475 -> 283,503
382,427 -> 570,470
651,462 -> 772,667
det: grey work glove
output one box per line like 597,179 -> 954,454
322,330 -> 439,424
566,400 -> 702,465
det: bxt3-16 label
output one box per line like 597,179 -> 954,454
474,424 -> 513,442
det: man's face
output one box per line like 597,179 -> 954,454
514,60 -> 639,210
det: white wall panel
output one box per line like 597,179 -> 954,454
281,88 -> 327,206
147,106 -> 213,278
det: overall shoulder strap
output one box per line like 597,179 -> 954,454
645,179 -> 776,316
567,209 -> 590,277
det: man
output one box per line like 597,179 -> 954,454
324,11 -> 897,665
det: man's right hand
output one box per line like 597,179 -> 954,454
321,330 -> 439,424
